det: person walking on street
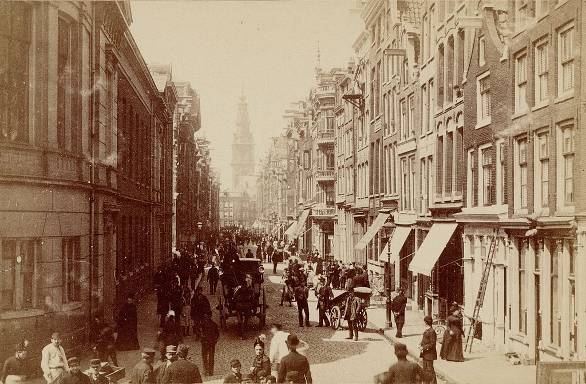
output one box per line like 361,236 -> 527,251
272,250 -> 279,274
1,342 -> 29,384
316,277 -> 332,327
391,289 -> 407,338
116,295 -> 141,351
200,313 -> 220,376
375,343 -> 429,384
268,324 -> 289,375
293,284 -> 310,327
162,344 -> 202,384
130,348 -> 156,384
207,264 -> 220,295
439,307 -> 465,362
419,316 -> 438,384
343,285 -> 361,341
190,286 -> 212,340
41,332 -> 69,384
60,358 -> 89,384
277,335 -> 312,384
222,360 -> 242,384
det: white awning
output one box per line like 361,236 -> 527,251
378,226 -> 411,263
354,212 -> 390,250
409,223 -> 458,276
293,209 -> 311,238
284,221 -> 298,237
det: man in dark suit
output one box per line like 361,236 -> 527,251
162,344 -> 202,384
200,313 -> 220,376
343,286 -> 361,341
277,335 -> 312,384
391,289 -> 407,338
419,316 -> 437,384
376,343 -> 428,384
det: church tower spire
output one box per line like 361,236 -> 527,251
231,93 -> 255,195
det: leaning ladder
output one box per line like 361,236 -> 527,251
465,230 -> 498,353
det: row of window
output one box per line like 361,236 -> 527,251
0,237 -> 81,312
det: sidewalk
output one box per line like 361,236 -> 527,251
367,303 -> 536,384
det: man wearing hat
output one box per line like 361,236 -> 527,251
419,316 -> 437,384
377,343 -> 428,384
130,348 -> 156,384
391,288 -> 407,338
277,335 -> 311,384
155,345 -> 177,384
222,359 -> 242,383
60,358 -> 90,384
315,276 -> 332,327
41,332 -> 69,384
1,342 -> 29,384
162,344 -> 202,384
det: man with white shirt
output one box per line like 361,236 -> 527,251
268,324 -> 289,374
41,333 -> 69,384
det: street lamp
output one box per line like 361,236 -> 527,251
385,237 -> 393,329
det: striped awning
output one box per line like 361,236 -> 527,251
354,212 -> 390,250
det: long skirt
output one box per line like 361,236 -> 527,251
439,330 -> 464,362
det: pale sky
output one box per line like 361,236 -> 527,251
130,0 -> 363,189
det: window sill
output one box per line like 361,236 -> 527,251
511,110 -> 528,120
509,333 -> 529,346
475,119 -> 491,129
554,91 -> 574,104
0,308 -> 46,320
531,102 -> 549,112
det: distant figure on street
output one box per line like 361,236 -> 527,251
223,359 -> 242,383
439,307 -> 465,362
343,285 -> 361,341
207,264 -> 220,295
41,332 -> 69,384
200,313 -> 220,376
1,342 -> 29,384
60,357 -> 89,384
272,251 -> 279,274
130,348 -> 156,384
190,286 -> 212,340
277,335 -> 312,384
315,276 -> 333,327
116,295 -> 140,351
162,344 -> 202,384
375,343 -> 428,384
391,289 -> 407,338
246,249 -> 254,258
294,283 -> 310,328
420,316 -> 438,384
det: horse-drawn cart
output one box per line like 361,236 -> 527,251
329,287 -> 372,332
217,257 -> 267,337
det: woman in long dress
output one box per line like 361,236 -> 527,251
115,295 -> 140,351
440,308 -> 465,362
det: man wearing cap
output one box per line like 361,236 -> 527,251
162,344 -> 202,384
41,333 -> 69,384
200,312 -> 220,376
1,343 -> 29,384
130,348 -> 156,384
376,343 -> 428,384
222,359 -> 242,384
419,316 -> 437,384
60,358 -> 90,384
277,335 -> 311,384
391,288 -> 407,338
155,345 -> 177,384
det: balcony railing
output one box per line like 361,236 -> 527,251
316,130 -> 334,145
315,169 -> 335,182
312,207 -> 335,218
315,84 -> 336,96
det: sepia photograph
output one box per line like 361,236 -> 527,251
0,0 -> 585,383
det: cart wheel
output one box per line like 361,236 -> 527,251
330,306 -> 341,330
357,308 -> 368,331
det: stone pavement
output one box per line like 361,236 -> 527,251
367,302 -> 536,384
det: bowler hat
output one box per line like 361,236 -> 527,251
165,345 -> 177,354
424,315 -> 433,325
67,357 -> 80,366
286,334 -> 300,347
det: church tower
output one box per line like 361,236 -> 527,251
231,93 -> 255,196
